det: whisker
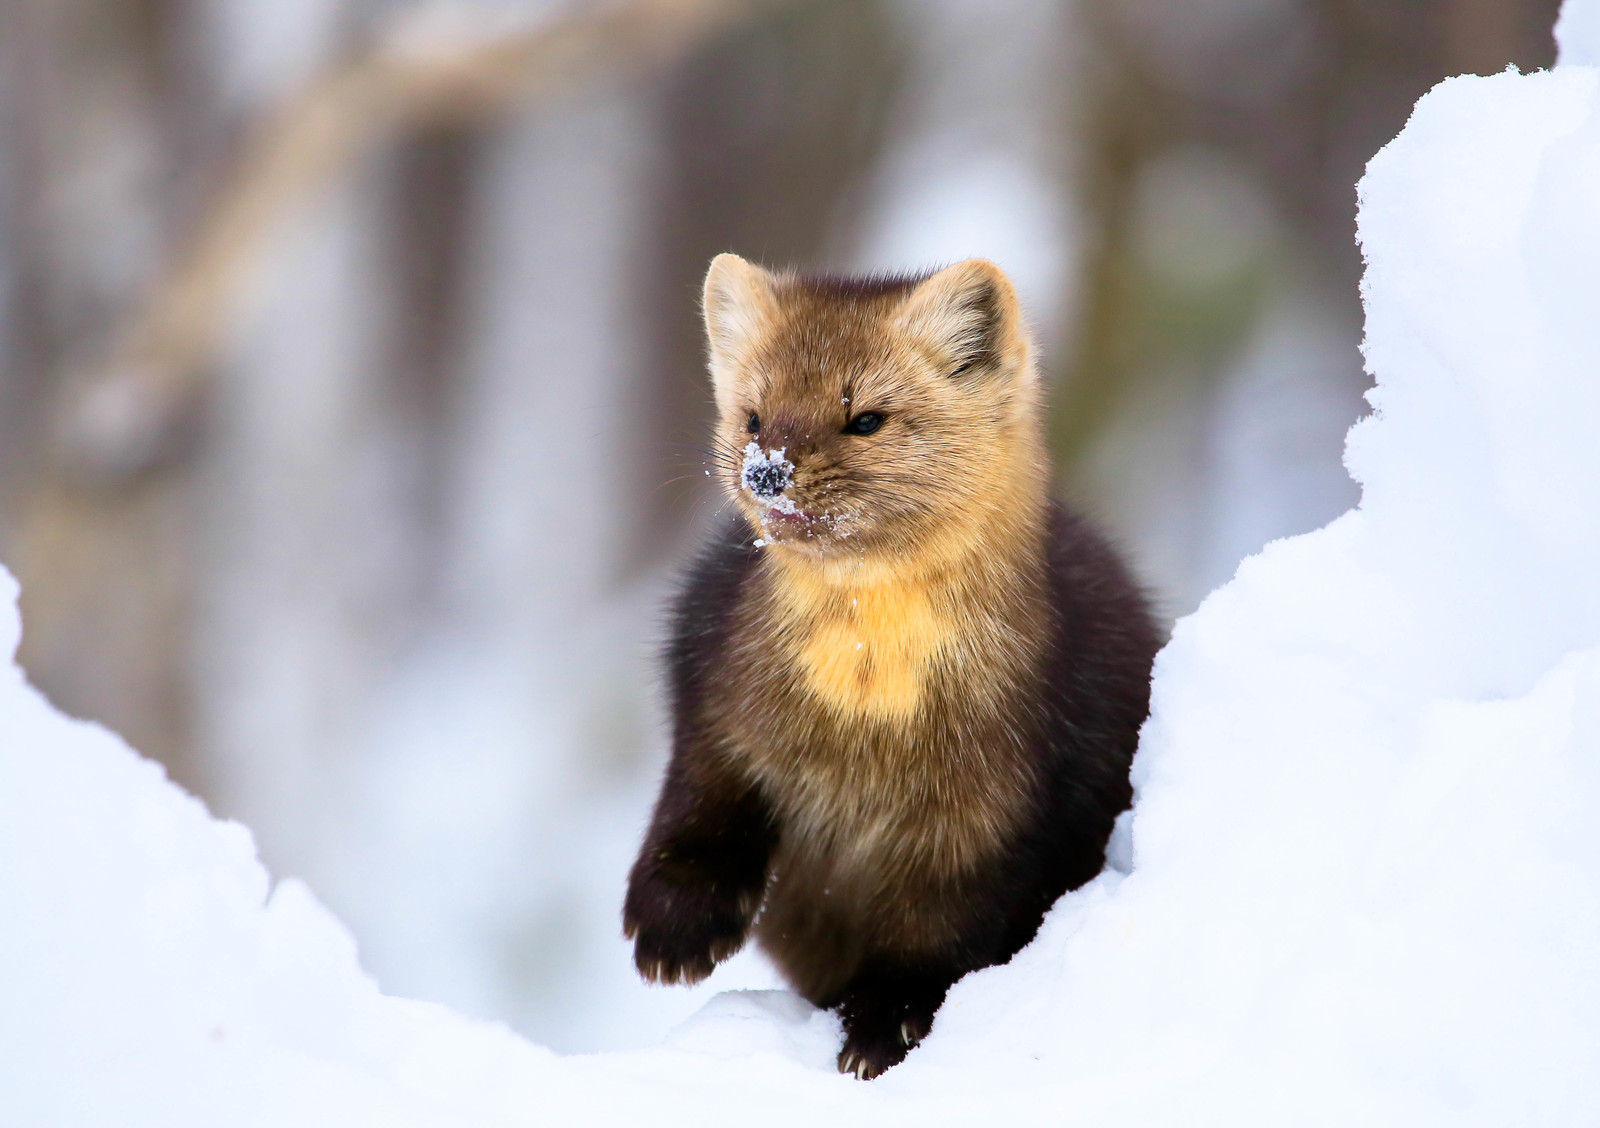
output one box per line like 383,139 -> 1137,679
651,474 -> 709,494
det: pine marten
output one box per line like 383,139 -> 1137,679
624,254 -> 1159,1079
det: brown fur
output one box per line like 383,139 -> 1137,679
701,258 -> 1053,997
624,255 -> 1159,1078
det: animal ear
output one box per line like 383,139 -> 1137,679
894,259 -> 1028,381
703,253 -> 779,408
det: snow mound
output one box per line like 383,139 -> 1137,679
1560,0 -> 1600,65
0,569 -> 554,1125
6,33 -> 1600,1128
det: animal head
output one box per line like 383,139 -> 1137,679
701,254 -> 1044,564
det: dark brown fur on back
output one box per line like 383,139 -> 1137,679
623,256 -> 1160,1079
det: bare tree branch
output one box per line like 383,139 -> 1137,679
62,0 -> 771,478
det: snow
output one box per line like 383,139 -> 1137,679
6,14 -> 1600,1123
740,441 -> 796,508
742,441 -> 806,545
1559,0 -> 1600,65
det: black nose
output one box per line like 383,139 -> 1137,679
744,459 -> 791,499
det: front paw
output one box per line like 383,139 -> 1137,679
837,1016 -> 928,1080
837,1002 -> 934,1080
622,866 -> 755,986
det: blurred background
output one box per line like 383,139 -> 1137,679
0,0 -> 1561,1051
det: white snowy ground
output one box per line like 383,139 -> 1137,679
6,12 -> 1600,1126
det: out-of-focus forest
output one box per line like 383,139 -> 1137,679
0,0 -> 1560,1051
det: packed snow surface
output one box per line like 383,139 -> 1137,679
6,39 -> 1600,1128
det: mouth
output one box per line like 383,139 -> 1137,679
747,496 -> 829,548
762,506 -> 811,526
748,499 -> 862,553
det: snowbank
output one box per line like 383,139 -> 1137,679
1560,0 -> 1600,65
6,14 -> 1600,1125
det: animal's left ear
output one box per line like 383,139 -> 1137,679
703,253 -> 779,410
894,259 -> 1029,382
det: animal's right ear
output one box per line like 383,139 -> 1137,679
893,259 -> 1028,385
703,253 -> 778,409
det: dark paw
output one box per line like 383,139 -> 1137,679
838,979 -> 934,1075
832,1017 -> 921,1075
622,866 -> 755,986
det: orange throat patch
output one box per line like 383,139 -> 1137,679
762,484 -> 1043,721
782,572 -> 953,718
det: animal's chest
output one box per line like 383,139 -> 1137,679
715,576 -> 1041,877
778,571 -> 958,719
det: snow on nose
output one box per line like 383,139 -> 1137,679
741,442 -> 794,500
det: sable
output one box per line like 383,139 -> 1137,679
624,255 -> 1160,1079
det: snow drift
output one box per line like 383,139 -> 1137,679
5,15 -> 1600,1125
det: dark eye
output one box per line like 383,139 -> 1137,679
746,412 -> 760,434
843,412 -> 883,436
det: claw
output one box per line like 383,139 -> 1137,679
900,1020 -> 918,1047
838,1048 -> 880,1080
839,1049 -> 875,1080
